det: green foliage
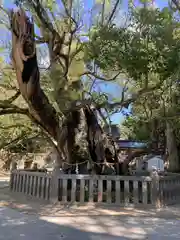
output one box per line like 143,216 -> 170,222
2,0 -> 180,156
44,0 -> 57,11
88,6 -> 180,86
122,116 -> 151,141
0,54 -> 49,153
84,3 -> 180,146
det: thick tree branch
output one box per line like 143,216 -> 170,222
0,100 -> 21,109
0,108 -> 29,116
81,71 -> 121,82
6,90 -> 20,103
0,132 -> 40,150
100,81 -> 165,110
107,0 -> 121,25
0,123 -> 31,130
18,0 -> 54,33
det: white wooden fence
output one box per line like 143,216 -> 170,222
9,170 -> 180,207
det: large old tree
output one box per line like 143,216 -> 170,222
2,0 -> 180,173
8,0 -> 122,174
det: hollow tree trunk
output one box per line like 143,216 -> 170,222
63,108 -> 92,173
63,105 -> 119,174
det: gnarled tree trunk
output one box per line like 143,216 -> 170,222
10,8 -> 119,174
10,9 -> 64,164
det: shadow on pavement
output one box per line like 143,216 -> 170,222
0,206 -> 146,240
1,181 -> 180,239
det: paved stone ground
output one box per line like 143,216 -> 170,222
1,205 -> 180,239
1,176 -> 180,239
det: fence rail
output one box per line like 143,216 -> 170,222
9,170 -> 180,207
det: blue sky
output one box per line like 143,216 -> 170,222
3,0 -> 169,8
1,0 -> 170,124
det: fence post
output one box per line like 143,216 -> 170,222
151,170 -> 161,208
9,162 -> 17,191
49,166 -> 62,203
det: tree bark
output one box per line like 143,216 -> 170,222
10,9 -> 66,165
166,121 -> 180,172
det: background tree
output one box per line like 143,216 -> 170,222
88,1 -> 180,171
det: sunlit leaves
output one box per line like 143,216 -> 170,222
43,0 -> 57,11
88,5 -> 180,86
68,40 -> 85,82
